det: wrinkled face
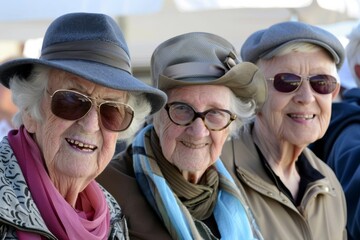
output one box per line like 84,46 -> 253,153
257,50 -> 339,147
24,70 -> 128,183
153,85 -> 232,178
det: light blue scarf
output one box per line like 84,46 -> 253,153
133,125 -> 263,240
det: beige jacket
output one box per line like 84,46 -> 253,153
221,125 -> 347,240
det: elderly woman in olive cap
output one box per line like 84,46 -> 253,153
0,13 -> 167,239
222,21 -> 347,239
98,32 -> 266,239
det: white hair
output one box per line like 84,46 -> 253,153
10,65 -> 48,127
10,64 -> 152,141
227,90 -> 256,139
346,24 -> 360,87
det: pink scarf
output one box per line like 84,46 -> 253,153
8,126 -> 110,240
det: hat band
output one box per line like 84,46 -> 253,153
40,40 -> 131,73
163,62 -> 225,79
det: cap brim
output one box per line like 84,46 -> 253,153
0,58 -> 167,114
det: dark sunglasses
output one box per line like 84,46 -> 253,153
48,89 -> 134,132
268,73 -> 338,94
165,102 -> 237,131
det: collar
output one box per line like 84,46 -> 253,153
256,144 -> 324,205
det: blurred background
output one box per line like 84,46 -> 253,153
0,0 -> 359,85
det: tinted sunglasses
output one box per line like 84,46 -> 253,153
268,73 -> 338,94
48,89 -> 134,132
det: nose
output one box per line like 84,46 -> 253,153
293,79 -> 316,104
77,105 -> 101,132
185,117 -> 210,138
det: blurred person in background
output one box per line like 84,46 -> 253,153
336,58 -> 357,100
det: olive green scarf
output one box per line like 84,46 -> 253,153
150,129 -> 219,220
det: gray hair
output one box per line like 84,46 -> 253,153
346,24 -> 360,87
10,65 -> 151,141
227,90 -> 256,139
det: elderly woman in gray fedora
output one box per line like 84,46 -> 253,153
97,32 -> 266,239
0,12 -> 166,239
221,21 -> 347,239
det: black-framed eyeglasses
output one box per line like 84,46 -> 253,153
164,102 -> 237,131
47,89 -> 134,132
268,73 -> 338,94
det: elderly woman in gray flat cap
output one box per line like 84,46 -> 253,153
221,21 -> 347,239
97,32 -> 266,240
0,12 -> 167,239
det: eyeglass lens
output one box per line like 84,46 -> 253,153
49,90 -> 134,132
166,102 -> 235,131
272,73 -> 337,94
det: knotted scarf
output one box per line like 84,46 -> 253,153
133,124 -> 263,240
151,129 -> 219,220
8,126 -> 110,240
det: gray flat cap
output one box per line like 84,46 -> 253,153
240,21 -> 345,69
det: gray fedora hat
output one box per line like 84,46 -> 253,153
151,32 -> 267,111
0,12 -> 167,114
240,21 -> 345,69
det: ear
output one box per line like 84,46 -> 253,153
354,64 -> 360,80
22,111 -> 38,133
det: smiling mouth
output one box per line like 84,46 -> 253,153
288,114 -> 315,120
181,141 -> 208,149
65,138 -> 97,151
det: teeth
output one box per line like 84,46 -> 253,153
182,141 -> 207,148
289,114 -> 314,119
66,138 -> 96,150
